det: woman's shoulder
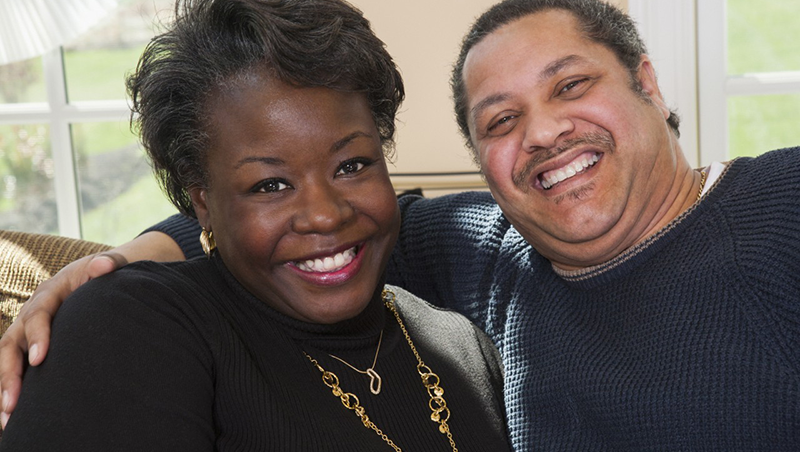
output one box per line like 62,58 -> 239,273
62,258 -> 224,340
386,284 -> 506,432
386,285 -> 497,352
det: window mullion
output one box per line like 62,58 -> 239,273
697,0 -> 729,164
43,47 -> 81,239
726,71 -> 800,96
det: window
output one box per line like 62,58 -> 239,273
630,0 -> 800,166
0,0 -> 176,244
697,0 -> 800,162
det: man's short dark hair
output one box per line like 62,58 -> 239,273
451,0 -> 680,156
127,0 -> 404,217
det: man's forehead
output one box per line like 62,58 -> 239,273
462,10 -> 589,102
473,9 -> 582,53
464,10 -> 586,82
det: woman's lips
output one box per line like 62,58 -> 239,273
287,244 -> 364,286
295,246 -> 357,273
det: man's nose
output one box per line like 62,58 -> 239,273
521,108 -> 574,152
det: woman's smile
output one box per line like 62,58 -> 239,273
288,243 -> 364,286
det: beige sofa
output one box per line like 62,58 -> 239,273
0,230 -> 112,335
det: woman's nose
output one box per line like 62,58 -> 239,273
291,184 -> 355,234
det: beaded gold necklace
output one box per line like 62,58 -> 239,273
304,288 -> 458,452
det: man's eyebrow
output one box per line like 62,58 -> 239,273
470,93 -> 511,126
469,54 -> 587,125
539,54 -> 585,82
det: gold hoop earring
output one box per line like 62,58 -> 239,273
199,228 -> 216,256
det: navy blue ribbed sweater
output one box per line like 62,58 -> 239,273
141,147 -> 800,451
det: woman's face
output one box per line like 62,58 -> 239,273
191,72 -> 400,324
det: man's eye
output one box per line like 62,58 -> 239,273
558,78 -> 590,96
491,116 -> 513,129
486,114 -> 518,135
253,179 -> 290,193
336,159 -> 370,176
562,80 -> 581,92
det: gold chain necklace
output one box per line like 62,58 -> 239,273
328,329 -> 384,395
304,289 -> 459,452
697,170 -> 707,202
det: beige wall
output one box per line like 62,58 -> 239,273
353,0 -> 627,193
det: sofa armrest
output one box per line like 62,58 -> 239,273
0,230 -> 112,334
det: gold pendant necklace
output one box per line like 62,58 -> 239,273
304,289 -> 459,452
697,169 -> 707,202
328,330 -> 384,395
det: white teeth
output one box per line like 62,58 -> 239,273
295,247 -> 356,273
541,153 -> 599,189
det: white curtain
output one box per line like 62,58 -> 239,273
0,0 -> 119,64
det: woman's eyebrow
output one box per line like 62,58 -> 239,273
330,131 -> 373,154
234,156 -> 285,169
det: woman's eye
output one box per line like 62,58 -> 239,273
336,159 -> 369,176
253,179 -> 290,193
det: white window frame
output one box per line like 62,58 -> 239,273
696,0 -> 800,163
628,0 -> 699,167
631,0 -> 800,166
0,48 -> 130,238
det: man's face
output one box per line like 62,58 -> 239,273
463,9 -> 683,270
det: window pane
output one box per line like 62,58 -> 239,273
0,57 -> 46,104
727,0 -> 800,74
0,124 -> 58,233
728,94 -> 800,159
72,121 -> 176,246
63,0 -> 175,102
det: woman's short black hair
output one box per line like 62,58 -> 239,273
128,0 -> 404,217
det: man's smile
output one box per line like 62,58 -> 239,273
540,151 -> 600,189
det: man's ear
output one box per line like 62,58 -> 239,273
189,186 -> 211,229
637,55 -> 670,120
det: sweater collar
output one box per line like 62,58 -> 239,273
550,160 -> 737,289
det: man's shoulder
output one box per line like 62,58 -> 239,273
719,146 -> 800,203
398,190 -> 506,231
398,190 -> 498,212
732,146 -> 800,177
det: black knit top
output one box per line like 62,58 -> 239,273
0,255 -> 510,451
